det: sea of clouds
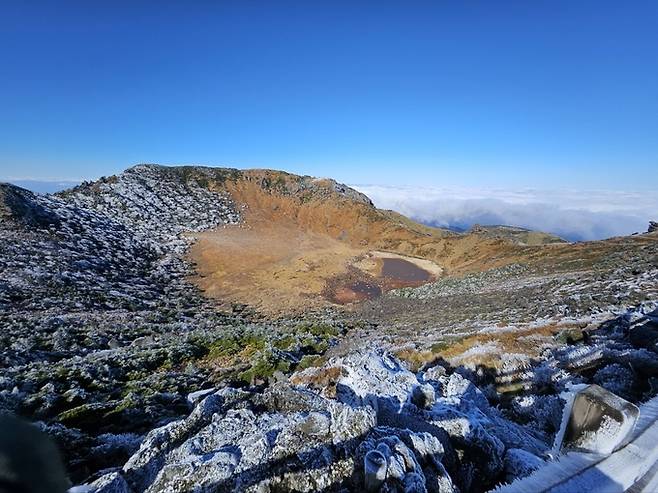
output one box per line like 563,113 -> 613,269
352,184 -> 657,242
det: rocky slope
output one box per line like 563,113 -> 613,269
1,164 -> 658,492
0,167 -> 359,483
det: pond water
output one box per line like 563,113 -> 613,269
330,281 -> 382,304
326,257 -> 433,305
349,281 -> 382,298
381,258 -> 431,282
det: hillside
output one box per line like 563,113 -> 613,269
1,164 -> 658,492
184,167 -> 560,313
467,224 -> 566,246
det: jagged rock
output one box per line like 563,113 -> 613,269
117,385 -> 375,492
360,434 -> 427,492
403,472 -> 427,492
87,472 -> 130,493
440,372 -> 491,414
649,221 -> 658,233
357,427 -> 454,493
121,390 -> 233,490
422,365 -> 447,383
334,351 -> 419,408
66,350 -> 561,492
299,351 -> 545,490
186,388 -> 216,406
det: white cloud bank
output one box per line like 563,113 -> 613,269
352,185 -> 657,241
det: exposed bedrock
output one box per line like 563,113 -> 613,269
81,351 -> 552,493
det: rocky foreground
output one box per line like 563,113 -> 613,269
2,164 -> 658,492
77,306 -> 658,493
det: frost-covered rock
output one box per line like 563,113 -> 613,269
364,449 -> 387,491
62,164 -> 240,250
291,350 -> 553,491
593,363 -> 636,400
86,472 -> 130,493
357,428 -> 456,493
503,448 -> 544,483
333,351 -> 419,408
65,350 -> 561,492
113,385 -> 376,492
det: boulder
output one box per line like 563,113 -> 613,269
364,449 -> 387,491
86,472 -> 130,493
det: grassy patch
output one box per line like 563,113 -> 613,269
296,354 -> 323,371
394,348 -> 437,372
237,351 -> 292,384
273,335 -> 298,351
203,333 -> 267,361
295,322 -> 339,338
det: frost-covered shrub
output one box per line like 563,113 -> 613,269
593,363 -> 636,400
510,394 -> 564,434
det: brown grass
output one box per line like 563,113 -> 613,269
394,348 -> 439,372
290,365 -> 343,397
187,173 -> 530,314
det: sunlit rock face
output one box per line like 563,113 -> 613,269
79,351 -> 555,493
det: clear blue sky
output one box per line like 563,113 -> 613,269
1,1 -> 656,189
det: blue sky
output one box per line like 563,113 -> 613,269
1,1 -> 657,190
